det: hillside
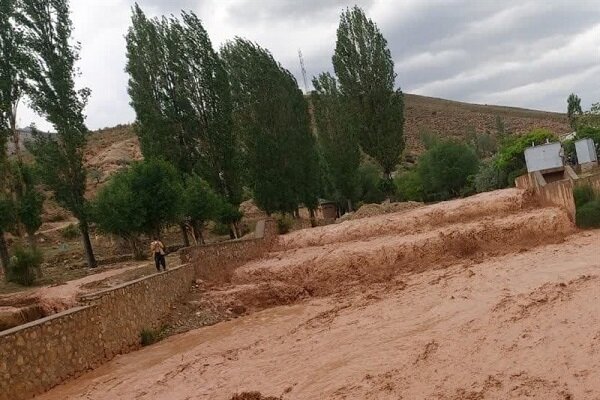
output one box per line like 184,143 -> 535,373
402,94 -> 570,155
83,94 -> 569,180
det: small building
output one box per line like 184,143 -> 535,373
319,200 -> 338,220
574,138 -> 598,172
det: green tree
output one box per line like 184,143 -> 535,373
333,6 -> 405,179
567,93 -> 582,130
182,175 -> 221,244
92,167 -> 145,259
418,140 -> 479,201
312,72 -> 360,210
221,38 -> 320,215
125,5 -> 241,204
0,0 -> 28,272
19,0 -> 97,267
93,159 -> 182,258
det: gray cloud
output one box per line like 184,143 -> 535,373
17,0 -> 600,131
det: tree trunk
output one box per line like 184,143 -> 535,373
127,235 -> 145,260
79,220 -> 97,268
0,231 -> 9,276
309,208 -> 317,227
180,223 -> 190,247
191,220 -> 205,245
347,198 -> 353,212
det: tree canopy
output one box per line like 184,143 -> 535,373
333,6 -> 404,178
221,38 -> 320,214
126,5 -> 241,204
311,72 -> 360,209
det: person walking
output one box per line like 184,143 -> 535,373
150,238 -> 167,272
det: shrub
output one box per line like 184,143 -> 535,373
394,170 -> 424,201
60,223 -> 79,240
6,246 -> 43,286
140,327 -> 165,346
276,215 -> 293,234
356,162 -> 386,204
575,200 -> 600,228
211,222 -> 231,236
474,160 -> 506,193
573,185 -> 599,208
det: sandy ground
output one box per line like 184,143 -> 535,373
34,188 -> 600,399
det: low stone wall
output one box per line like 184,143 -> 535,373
1,219 -> 277,400
180,218 -> 277,283
0,263 -> 195,400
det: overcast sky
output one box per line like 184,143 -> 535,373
18,0 -> 600,131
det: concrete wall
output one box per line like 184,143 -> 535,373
180,218 -> 277,283
515,171 -> 600,221
0,263 -> 195,400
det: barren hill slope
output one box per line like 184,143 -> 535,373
403,94 -> 569,154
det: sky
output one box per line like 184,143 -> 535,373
18,0 -> 600,131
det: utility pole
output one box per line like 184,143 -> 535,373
298,49 -> 308,94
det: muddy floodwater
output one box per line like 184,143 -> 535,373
36,189 -> 600,399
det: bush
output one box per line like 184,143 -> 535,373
573,185 -> 599,208
140,327 -> 166,346
418,140 -> 479,201
576,200 -> 600,228
211,222 -> 232,236
474,160 -> 506,193
6,246 -> 43,286
394,170 -> 424,201
495,128 -> 556,185
276,215 -> 293,234
60,223 -> 79,240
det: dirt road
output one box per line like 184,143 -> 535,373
38,227 -> 600,399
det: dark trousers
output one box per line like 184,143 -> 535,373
154,252 -> 166,271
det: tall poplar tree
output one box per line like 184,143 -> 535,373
221,38 -> 320,215
125,5 -> 241,204
312,72 -> 360,210
333,6 -> 404,179
0,0 -> 26,271
19,0 -> 97,267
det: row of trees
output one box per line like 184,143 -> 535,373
125,5 -> 321,224
124,4 -> 407,220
